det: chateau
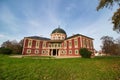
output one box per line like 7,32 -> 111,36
22,27 -> 94,57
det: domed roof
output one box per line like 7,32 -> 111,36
51,27 -> 66,35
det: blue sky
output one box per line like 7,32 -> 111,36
0,0 -> 119,50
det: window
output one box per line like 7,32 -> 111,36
86,40 -> 89,48
61,50 -> 64,54
46,50 -> 48,54
49,44 -> 51,48
69,40 -> 72,48
42,50 -> 48,54
53,37 -> 55,40
26,49 -> 31,54
60,44 -> 62,47
28,40 -> 32,48
36,41 -> 39,48
42,50 -> 45,54
64,50 -> 66,54
69,50 -> 72,54
43,42 -> 46,47
87,40 -> 90,48
58,44 -> 60,47
35,50 -> 39,54
60,50 -> 66,54
75,50 -> 79,54
52,44 -> 54,47
58,37 -> 60,39
83,39 -> 87,48
90,41 -> 93,49
74,39 -> 78,47
55,44 -> 57,47
55,36 -> 57,40
64,42 -> 67,47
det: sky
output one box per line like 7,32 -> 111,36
0,0 -> 119,50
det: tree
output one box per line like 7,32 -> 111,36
17,39 -> 24,54
1,40 -> 12,48
0,47 -> 12,55
101,36 -> 120,55
100,36 -> 115,55
115,37 -> 120,55
1,39 -> 23,54
97,0 -> 120,33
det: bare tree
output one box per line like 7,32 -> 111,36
115,37 -> 120,55
101,36 -> 120,55
101,36 -> 114,55
1,39 -> 23,54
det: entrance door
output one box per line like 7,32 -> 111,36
53,49 -> 58,56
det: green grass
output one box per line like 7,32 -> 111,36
23,56 -> 55,59
0,55 -> 120,80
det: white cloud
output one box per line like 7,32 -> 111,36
65,3 -> 76,12
0,34 -> 5,38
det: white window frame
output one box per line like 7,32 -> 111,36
75,49 -> 79,54
64,41 -> 67,48
42,42 -> 46,48
36,41 -> 40,48
74,39 -> 78,48
64,50 -> 66,54
35,50 -> 39,54
28,40 -> 32,48
48,43 -> 51,48
26,49 -> 31,54
42,50 -> 45,54
46,50 -> 48,54
69,50 -> 72,54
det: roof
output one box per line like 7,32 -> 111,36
51,27 -> 66,35
25,36 -> 50,40
25,34 -> 93,41
66,34 -> 94,40
48,40 -> 64,43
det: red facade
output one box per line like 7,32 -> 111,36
22,34 -> 94,57
22,27 -> 94,57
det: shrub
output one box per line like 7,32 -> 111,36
79,48 -> 92,58
0,47 -> 12,55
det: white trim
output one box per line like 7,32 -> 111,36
42,41 -> 46,49
75,49 -> 79,54
64,41 -> 67,49
42,50 -> 45,54
74,38 -> 78,48
36,40 -> 40,48
26,49 -> 31,54
69,50 -> 72,54
35,50 -> 39,54
51,33 -> 66,40
22,38 -> 26,55
28,39 -> 32,48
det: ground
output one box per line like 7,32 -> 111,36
0,55 -> 120,80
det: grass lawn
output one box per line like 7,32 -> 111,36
0,55 -> 120,80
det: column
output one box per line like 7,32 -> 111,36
58,50 -> 60,56
48,50 -> 49,56
51,49 -> 53,56
56,49 -> 57,56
